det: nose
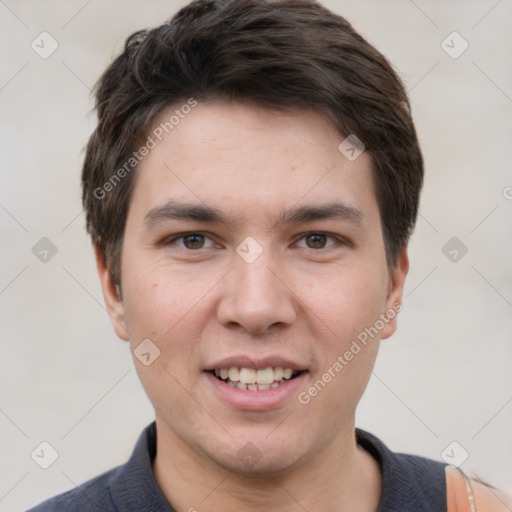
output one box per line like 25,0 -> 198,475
216,249 -> 298,335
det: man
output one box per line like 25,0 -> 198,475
28,0 -> 509,510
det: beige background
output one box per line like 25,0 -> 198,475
1,1 -> 511,510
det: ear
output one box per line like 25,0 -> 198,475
94,244 -> 130,341
380,245 -> 409,340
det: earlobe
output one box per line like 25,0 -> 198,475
381,246 -> 409,340
94,244 -> 130,341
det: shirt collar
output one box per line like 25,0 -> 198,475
108,422 -> 445,511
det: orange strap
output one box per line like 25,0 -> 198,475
446,465 -> 478,512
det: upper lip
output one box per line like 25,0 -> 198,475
205,356 -> 307,372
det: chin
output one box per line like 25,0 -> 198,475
216,450 -> 302,477
202,433 -> 310,477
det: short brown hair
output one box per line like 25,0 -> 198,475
82,0 -> 423,285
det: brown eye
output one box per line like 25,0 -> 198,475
165,233 -> 215,250
182,234 -> 205,249
305,233 -> 327,249
296,232 -> 339,250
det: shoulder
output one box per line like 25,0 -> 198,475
25,467 -> 119,512
25,422 -> 166,512
356,429 -> 447,511
356,428 -> 446,480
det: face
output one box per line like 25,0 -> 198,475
97,101 -> 408,475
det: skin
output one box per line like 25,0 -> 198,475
96,101 -> 410,512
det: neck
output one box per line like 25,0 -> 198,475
153,420 -> 382,512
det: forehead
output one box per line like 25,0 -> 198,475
128,101 -> 379,229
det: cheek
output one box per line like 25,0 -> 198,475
295,329 -> 379,443
121,268 -> 208,410
120,262 -> 222,386
301,265 -> 388,341
121,260 -> 207,338
301,265 -> 388,411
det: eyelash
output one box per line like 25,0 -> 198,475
163,231 -> 345,251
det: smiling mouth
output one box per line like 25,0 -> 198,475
209,366 -> 302,391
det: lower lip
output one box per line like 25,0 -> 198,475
204,371 -> 307,411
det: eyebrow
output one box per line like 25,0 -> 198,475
143,200 -> 364,229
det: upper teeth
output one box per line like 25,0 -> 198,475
215,367 -> 295,384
